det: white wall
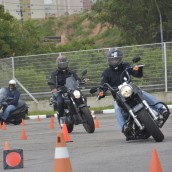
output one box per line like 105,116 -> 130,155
2,0 -> 21,20
30,0 -> 45,19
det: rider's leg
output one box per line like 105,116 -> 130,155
53,92 -> 65,119
142,90 -> 165,113
114,101 -> 126,132
1,105 -> 16,120
142,90 -> 169,125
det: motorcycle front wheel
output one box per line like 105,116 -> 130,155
66,116 -> 74,133
80,107 -> 95,133
137,108 -> 164,142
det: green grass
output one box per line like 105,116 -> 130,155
28,110 -> 56,116
28,105 -> 114,116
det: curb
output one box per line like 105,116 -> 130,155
27,105 -> 172,119
94,105 -> 172,114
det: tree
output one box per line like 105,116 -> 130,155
0,5 -> 20,58
91,0 -> 172,45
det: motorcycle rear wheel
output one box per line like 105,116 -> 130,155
80,107 -> 95,133
137,108 -> 164,142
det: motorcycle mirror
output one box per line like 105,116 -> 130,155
90,87 -> 98,94
132,56 -> 141,63
82,69 -> 87,76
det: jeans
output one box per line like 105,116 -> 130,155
53,92 -> 64,119
114,90 -> 163,131
1,105 -> 16,120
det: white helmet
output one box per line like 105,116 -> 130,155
9,79 -> 16,85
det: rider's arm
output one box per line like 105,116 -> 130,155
48,70 -> 58,90
127,64 -> 143,78
100,69 -> 109,92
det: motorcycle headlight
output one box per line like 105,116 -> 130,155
119,85 -> 133,98
73,90 -> 81,99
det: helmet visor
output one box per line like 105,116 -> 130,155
58,61 -> 68,70
108,57 -> 122,66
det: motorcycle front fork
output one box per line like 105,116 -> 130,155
142,100 -> 159,120
128,100 -> 159,131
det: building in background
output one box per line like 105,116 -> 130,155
0,0 -> 21,19
45,0 -> 57,18
0,0 -> 45,20
20,0 -> 45,20
1,0 -> 97,20
45,0 -> 84,18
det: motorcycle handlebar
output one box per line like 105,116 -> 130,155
103,83 -> 118,92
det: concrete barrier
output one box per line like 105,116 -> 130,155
26,92 -> 172,112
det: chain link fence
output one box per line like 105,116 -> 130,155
0,42 -> 172,102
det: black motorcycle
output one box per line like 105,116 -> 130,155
49,70 -> 95,133
0,87 -> 28,125
90,57 -> 170,142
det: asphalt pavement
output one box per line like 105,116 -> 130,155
0,113 -> 172,172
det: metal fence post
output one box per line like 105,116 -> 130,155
11,57 -> 15,79
12,57 -> 39,103
164,42 -> 168,92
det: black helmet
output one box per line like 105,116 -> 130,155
107,48 -> 123,68
56,55 -> 68,70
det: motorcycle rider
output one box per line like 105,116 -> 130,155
48,55 -> 81,126
98,48 -> 167,136
0,79 -> 20,122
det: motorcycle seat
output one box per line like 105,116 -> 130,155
10,99 -> 28,115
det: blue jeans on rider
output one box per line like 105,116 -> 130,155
114,90 -> 163,131
1,105 -> 16,120
53,92 -> 64,119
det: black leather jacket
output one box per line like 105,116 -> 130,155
100,62 -> 143,99
48,69 -> 80,90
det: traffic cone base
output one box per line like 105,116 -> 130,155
3,149 -> 23,169
54,159 -> 72,172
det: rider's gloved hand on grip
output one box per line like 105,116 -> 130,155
133,65 -> 143,71
51,88 -> 58,93
98,91 -> 105,100
2,101 -> 8,106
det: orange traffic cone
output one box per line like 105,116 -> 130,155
54,132 -> 72,172
21,128 -> 27,140
21,119 -> 25,126
2,122 -> 7,130
62,124 -> 71,142
150,148 -> 163,172
94,117 -> 100,128
37,115 -> 40,122
4,141 -> 10,150
50,116 -> 54,129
